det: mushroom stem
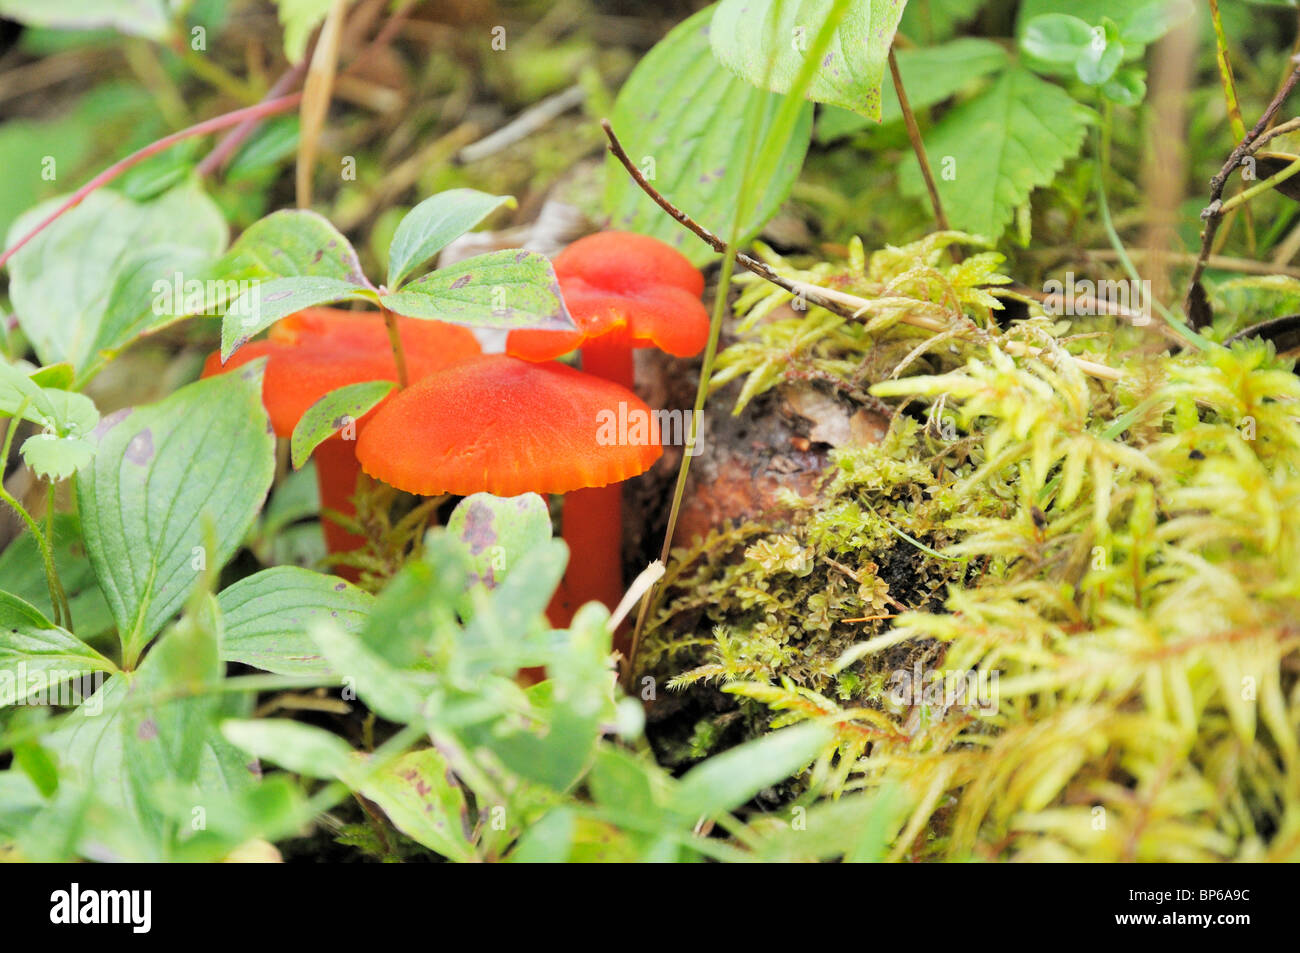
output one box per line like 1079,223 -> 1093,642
548,339 -> 637,635
381,306 -> 410,389
314,435 -> 367,581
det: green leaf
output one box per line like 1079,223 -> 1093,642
0,591 -> 116,706
898,68 -> 1092,240
445,492 -> 552,590
1074,22 -> 1124,87
221,718 -> 356,780
217,566 -> 372,676
4,181 -> 227,372
76,367 -> 276,662
310,621 -> 426,724
0,361 -> 98,438
1102,68 -> 1147,107
1020,14 -> 1094,67
386,189 -> 516,289
670,722 -> 832,819
220,276 -> 374,360
207,209 -> 368,289
358,748 -> 476,862
816,38 -> 1010,141
273,0 -> 332,63
19,433 -> 93,481
603,6 -> 813,265
379,249 -> 573,331
710,0 -> 906,120
290,380 -> 394,469
0,0 -> 170,40
897,0 -> 982,43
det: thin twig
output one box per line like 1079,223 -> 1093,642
1184,58 -> 1300,323
600,119 -> 1123,383
457,85 -> 586,164
888,46 -> 950,234
0,95 -> 302,270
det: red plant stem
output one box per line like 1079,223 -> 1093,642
0,94 -> 303,271
314,435 -> 366,582
549,339 -> 636,644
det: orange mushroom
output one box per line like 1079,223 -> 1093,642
355,354 -> 662,631
506,232 -> 709,625
202,307 -> 481,567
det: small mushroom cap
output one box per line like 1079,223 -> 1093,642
202,308 -> 481,437
356,354 -> 663,497
507,231 -> 709,362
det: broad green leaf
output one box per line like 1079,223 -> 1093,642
221,718 -> 356,781
1018,0 -> 1192,40
4,181 -> 227,372
217,566 -> 372,676
445,492 -> 552,590
898,68 -> 1092,240
290,380 -> 394,469
0,0 -> 170,39
711,0 -> 907,120
0,592 -> 116,706
604,6 -> 813,265
897,0 -> 982,43
358,748 -> 476,862
670,722 -> 833,819
387,189 -> 516,289
816,38 -> 1010,141
220,276 -> 373,360
457,539 -> 567,675
379,250 -> 573,331
93,244 -> 214,362
76,367 -> 276,662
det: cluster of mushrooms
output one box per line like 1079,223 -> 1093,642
205,231 -> 709,631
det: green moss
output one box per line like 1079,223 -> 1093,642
643,234 -> 1300,861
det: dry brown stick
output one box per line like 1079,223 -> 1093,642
1184,58 -> 1300,323
600,119 -> 1123,382
888,46 -> 950,234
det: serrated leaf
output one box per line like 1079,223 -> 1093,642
0,591 -> 116,706
290,380 -> 394,469
77,367 -> 276,662
19,433 -> 93,481
899,68 -> 1092,240
220,276 -> 373,360
604,6 -> 813,265
710,0 -> 906,120
4,181 -> 227,372
387,189 -> 516,289
217,566 -> 372,676
380,249 -> 573,331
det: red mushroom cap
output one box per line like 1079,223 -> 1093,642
202,307 -> 481,437
355,354 -> 663,497
507,231 -> 709,362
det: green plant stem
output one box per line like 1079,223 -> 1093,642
0,405 -> 65,626
45,481 -> 72,629
1218,155 -> 1300,214
624,0 -> 855,681
380,306 -> 410,389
